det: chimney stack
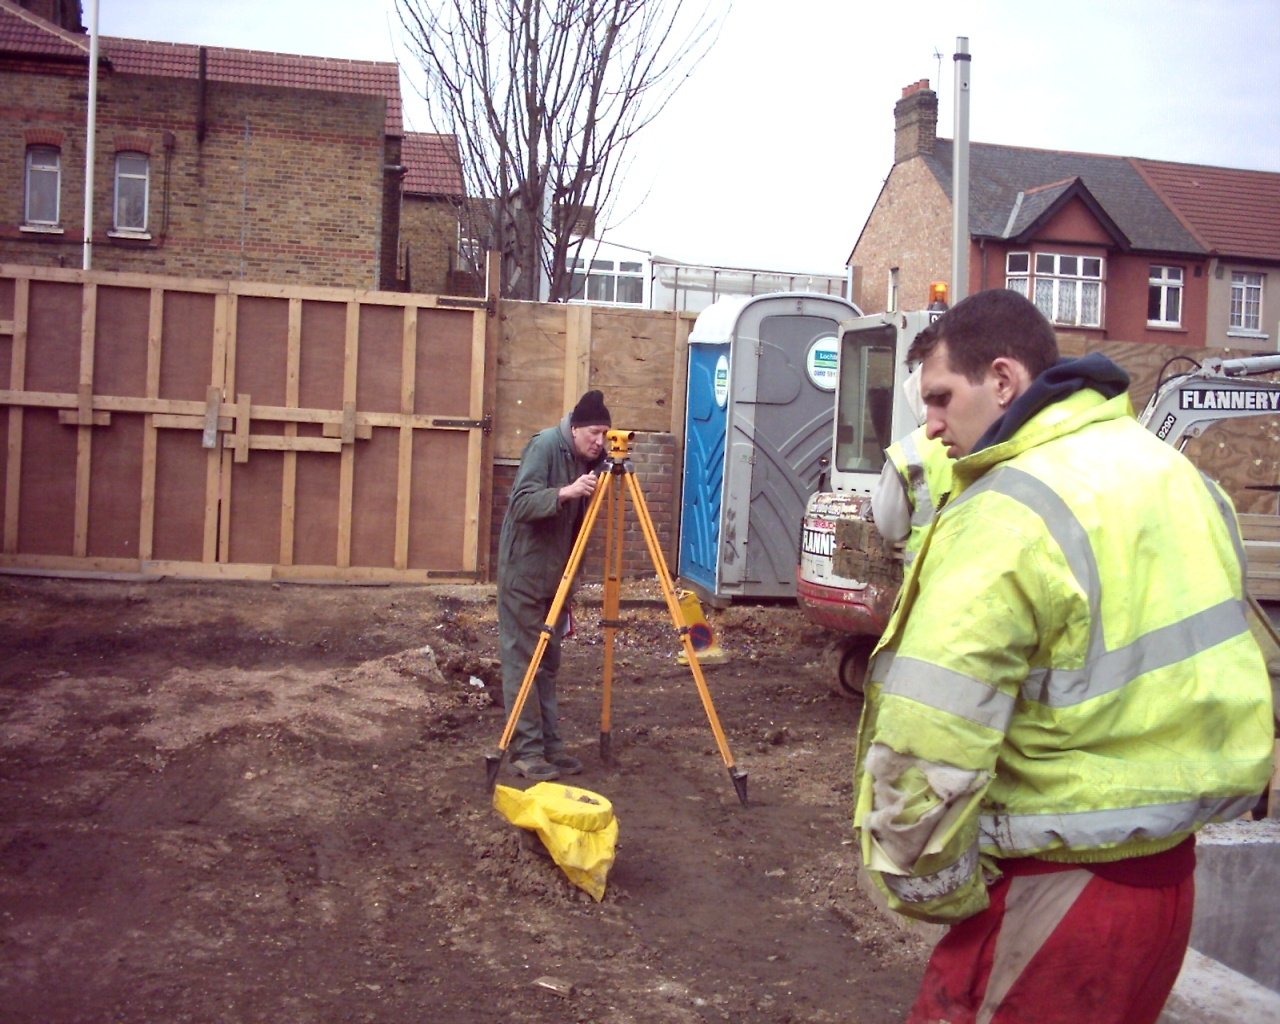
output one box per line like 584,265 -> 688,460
894,80 -> 938,163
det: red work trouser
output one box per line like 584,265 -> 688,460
907,864 -> 1194,1024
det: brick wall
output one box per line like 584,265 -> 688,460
489,430 -> 680,583
850,157 -> 952,314
1,65 -> 399,288
401,194 -> 459,296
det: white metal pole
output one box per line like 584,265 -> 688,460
82,0 -> 100,270
950,36 -> 971,304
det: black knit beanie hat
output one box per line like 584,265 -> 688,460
570,389 -> 611,428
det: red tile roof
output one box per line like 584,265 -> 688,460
0,0 -> 402,135
0,0 -> 87,58
1131,158 -> 1280,263
402,132 -> 464,199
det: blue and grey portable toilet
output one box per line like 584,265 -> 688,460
678,292 -> 860,601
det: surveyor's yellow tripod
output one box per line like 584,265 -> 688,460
485,429 -> 748,806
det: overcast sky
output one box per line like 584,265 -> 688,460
99,0 -> 1280,275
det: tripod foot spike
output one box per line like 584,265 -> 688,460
729,766 -> 748,807
600,730 -> 612,764
484,751 -> 504,790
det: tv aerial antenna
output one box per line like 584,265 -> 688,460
933,47 -> 943,91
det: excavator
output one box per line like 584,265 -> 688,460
797,316 -> 1280,697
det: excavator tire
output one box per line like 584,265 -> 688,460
836,635 -> 877,697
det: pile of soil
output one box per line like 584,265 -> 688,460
0,574 -> 929,1023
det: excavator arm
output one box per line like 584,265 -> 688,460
1138,354 -> 1280,448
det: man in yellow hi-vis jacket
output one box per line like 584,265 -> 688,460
853,289 -> 1274,1024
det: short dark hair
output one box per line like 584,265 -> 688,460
906,288 -> 1058,382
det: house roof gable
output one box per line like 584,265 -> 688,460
402,132 -> 464,199
0,0 -> 402,135
1001,177 -> 1131,248
923,139 -> 1203,254
1131,158 -> 1280,263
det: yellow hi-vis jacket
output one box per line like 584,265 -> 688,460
884,426 -> 954,563
854,388 -> 1275,924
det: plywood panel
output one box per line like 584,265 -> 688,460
499,301 -> 569,380
0,394 -> 8,525
590,308 -> 677,432
17,408 -> 76,555
0,277 -> 14,320
228,449 -> 285,564
416,307 -> 474,418
356,304 -> 404,414
350,427 -> 399,568
87,413 -> 144,559
94,286 -> 149,399
25,281 -> 82,393
299,301 -> 347,411
292,451 -> 341,567
159,291 -> 216,402
151,430 -> 209,562
234,295 -> 289,407
408,429 -> 470,570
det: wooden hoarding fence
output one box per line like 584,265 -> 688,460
0,264 -> 492,582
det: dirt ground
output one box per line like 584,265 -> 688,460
0,572 -> 930,1024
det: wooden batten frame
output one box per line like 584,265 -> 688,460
463,301 -> 487,571
4,277 -> 29,554
72,283 -> 98,557
563,303 -> 592,415
138,288 -> 164,561
279,297 -> 302,566
336,300 -> 360,569
216,293 -> 239,563
204,293 -> 230,563
475,250 -> 501,581
394,304 -> 417,570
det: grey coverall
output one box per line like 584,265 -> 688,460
496,416 -> 599,761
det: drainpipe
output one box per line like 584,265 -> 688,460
82,0 -> 99,270
950,36 -> 971,304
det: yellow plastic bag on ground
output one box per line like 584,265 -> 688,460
492,782 -> 619,901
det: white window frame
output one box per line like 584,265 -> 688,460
568,257 -> 645,307
111,151 -> 150,235
1229,271 -> 1264,336
1005,251 -> 1104,328
1147,265 -> 1184,327
24,146 -> 61,227
888,267 -> 899,311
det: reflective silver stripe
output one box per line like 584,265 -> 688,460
882,842 -> 979,903
884,656 -> 1017,732
899,432 -> 935,528
980,793 -> 1257,851
1021,597 -> 1249,705
869,648 -> 895,685
946,466 -> 1248,708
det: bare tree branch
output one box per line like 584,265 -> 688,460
396,0 -> 726,300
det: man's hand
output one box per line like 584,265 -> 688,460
558,473 -> 598,502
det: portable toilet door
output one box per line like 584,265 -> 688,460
679,293 -> 860,600
678,297 -> 745,594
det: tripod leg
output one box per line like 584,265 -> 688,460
622,470 -> 748,807
599,471 -> 625,763
486,471 -> 612,789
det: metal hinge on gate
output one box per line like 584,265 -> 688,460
437,296 -> 497,317
432,413 -> 492,435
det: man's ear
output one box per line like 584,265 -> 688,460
990,356 -> 1032,399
